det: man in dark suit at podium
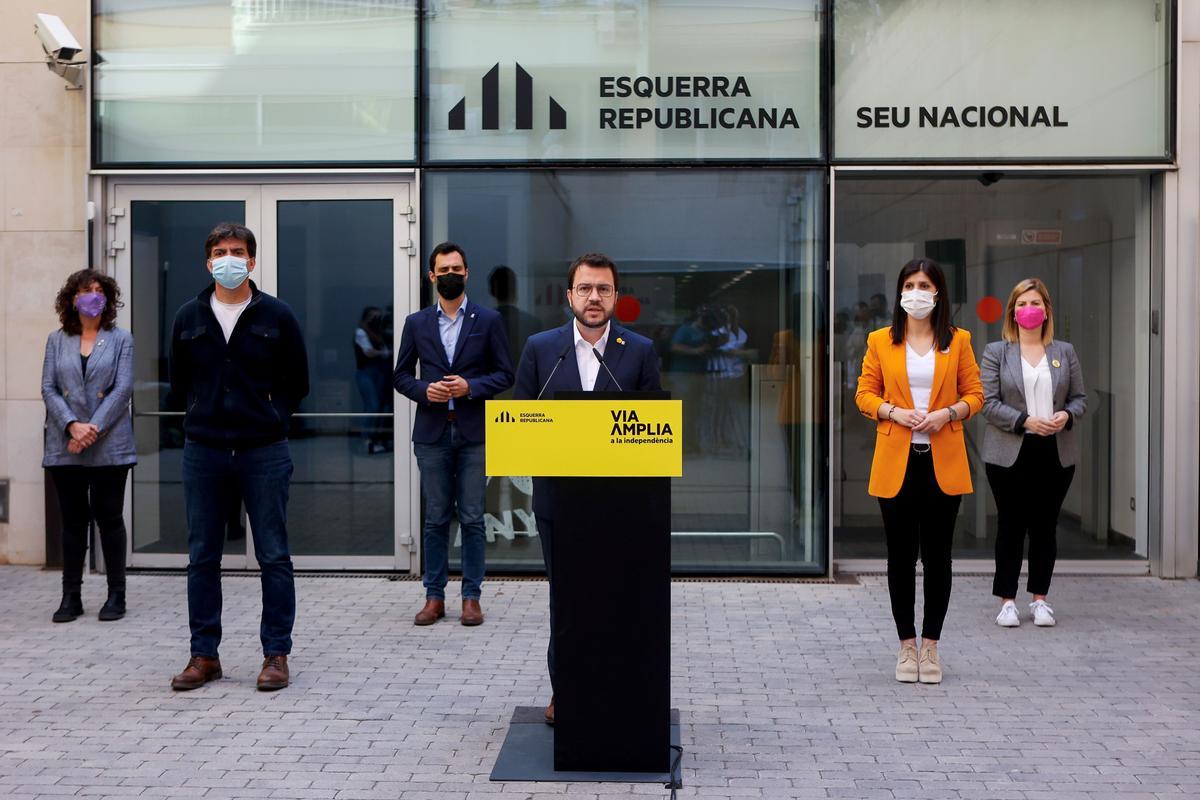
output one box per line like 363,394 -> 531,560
512,252 -> 662,725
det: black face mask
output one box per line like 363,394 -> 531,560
435,273 -> 465,300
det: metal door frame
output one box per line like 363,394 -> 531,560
107,175 -> 418,572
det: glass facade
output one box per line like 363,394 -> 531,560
833,0 -> 1172,160
425,170 -> 827,573
94,0 -> 418,164
95,1 -> 1173,574
424,0 -> 822,161
833,176 -> 1152,561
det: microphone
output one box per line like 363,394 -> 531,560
536,343 -> 573,400
592,348 -> 624,391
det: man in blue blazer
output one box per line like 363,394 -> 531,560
513,252 -> 662,724
394,243 -> 514,627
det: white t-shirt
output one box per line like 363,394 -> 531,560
211,294 -> 252,343
906,343 -> 936,445
1022,355 -> 1054,422
573,320 -> 611,392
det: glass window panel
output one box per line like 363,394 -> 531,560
276,199 -> 395,556
833,0 -> 1172,160
425,169 -> 827,573
425,0 -> 822,162
94,1 -> 417,164
833,176 -> 1151,560
130,200 -> 246,555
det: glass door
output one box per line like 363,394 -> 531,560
260,185 -> 415,569
112,181 -> 416,571
114,185 -> 260,569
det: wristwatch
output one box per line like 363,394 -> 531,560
947,406 -> 959,422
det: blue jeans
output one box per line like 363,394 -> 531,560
414,424 -> 486,600
183,440 -> 295,657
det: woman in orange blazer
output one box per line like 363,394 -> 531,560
855,258 -> 983,686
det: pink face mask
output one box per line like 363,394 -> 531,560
1014,306 -> 1045,330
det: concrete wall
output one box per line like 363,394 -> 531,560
0,0 -> 88,564
1161,0 -> 1200,578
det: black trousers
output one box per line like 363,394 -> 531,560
47,465 -> 131,594
878,450 -> 961,641
986,435 -> 1075,599
535,514 -> 557,693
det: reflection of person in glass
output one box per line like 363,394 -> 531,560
168,222 -> 309,693
513,253 -> 663,726
855,258 -> 983,686
488,265 -> 542,370
981,279 -> 1086,629
354,306 -> 392,454
669,308 -> 709,453
709,304 -> 750,453
42,270 -> 136,623
696,304 -> 727,453
393,243 -> 514,628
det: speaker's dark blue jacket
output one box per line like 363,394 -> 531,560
512,321 -> 662,519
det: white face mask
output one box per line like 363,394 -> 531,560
900,289 -> 937,320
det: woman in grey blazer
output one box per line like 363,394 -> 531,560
42,269 -> 136,623
980,278 -> 1086,628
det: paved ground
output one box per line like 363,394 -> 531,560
0,566 -> 1198,799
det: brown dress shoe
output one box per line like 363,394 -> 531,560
461,598 -> 484,626
170,656 -> 222,691
414,598 -> 445,626
544,696 -> 555,725
257,655 -> 289,691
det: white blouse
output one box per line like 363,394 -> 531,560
906,344 -> 936,445
1022,355 -> 1054,423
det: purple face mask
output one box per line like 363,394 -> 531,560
75,291 -> 107,319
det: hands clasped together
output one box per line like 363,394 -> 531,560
67,421 -> 99,454
890,407 -> 1066,437
1022,411 -> 1069,436
425,375 -> 470,403
889,407 -> 952,434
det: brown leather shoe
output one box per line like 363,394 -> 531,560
257,655 -> 289,691
414,598 -> 445,626
461,598 -> 484,626
170,656 -> 222,691
544,696 -> 555,725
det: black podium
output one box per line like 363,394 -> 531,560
549,390 -> 672,774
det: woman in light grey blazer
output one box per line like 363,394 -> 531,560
42,269 -> 136,623
980,278 -> 1086,629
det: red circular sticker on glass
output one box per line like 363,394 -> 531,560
615,295 -> 642,323
976,296 -> 1003,325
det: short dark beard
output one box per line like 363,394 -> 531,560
572,304 -> 612,329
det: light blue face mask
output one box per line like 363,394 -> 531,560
211,255 -> 250,290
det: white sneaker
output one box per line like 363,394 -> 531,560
995,601 -> 1020,627
1030,600 -> 1056,627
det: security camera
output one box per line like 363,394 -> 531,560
35,13 -> 81,61
33,13 -> 85,89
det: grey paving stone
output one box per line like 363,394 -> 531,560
0,568 -> 1198,799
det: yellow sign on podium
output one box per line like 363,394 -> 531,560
485,400 -> 683,477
